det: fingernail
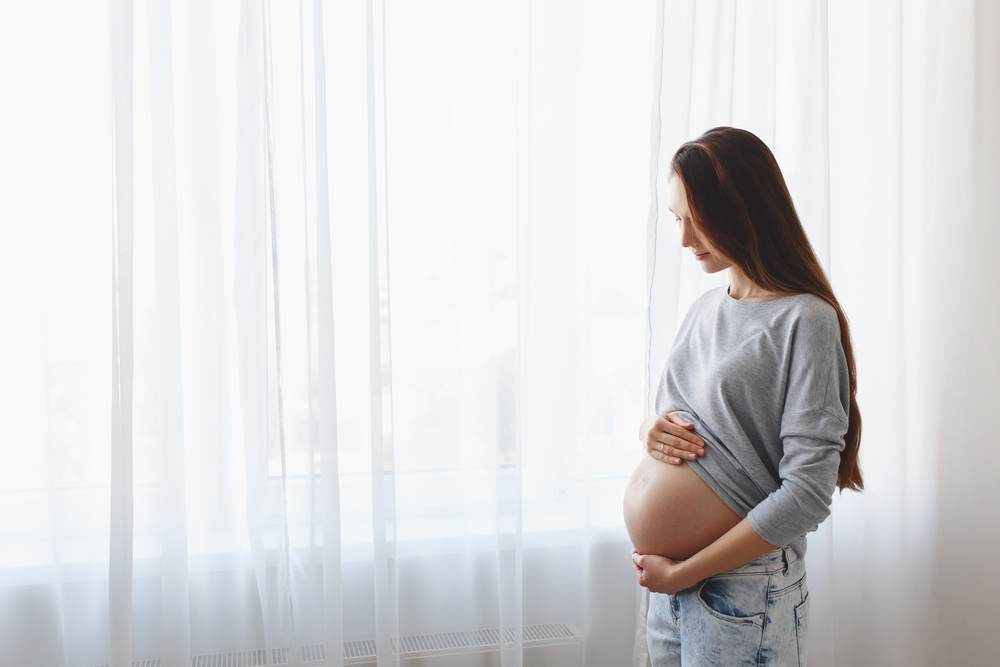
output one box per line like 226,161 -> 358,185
688,453 -> 696,460
698,440 -> 705,446
697,449 -> 704,456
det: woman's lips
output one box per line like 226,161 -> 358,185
694,252 -> 710,261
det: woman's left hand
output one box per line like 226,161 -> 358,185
631,548 -> 695,595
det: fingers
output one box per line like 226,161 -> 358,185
650,414 -> 705,456
647,446 -> 685,465
641,413 -> 704,464
661,443 -> 701,462
647,439 -> 703,464
658,415 -> 705,447
664,413 -> 694,428
631,552 -> 643,579
633,556 -> 648,587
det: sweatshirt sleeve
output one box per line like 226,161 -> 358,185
746,307 -> 851,548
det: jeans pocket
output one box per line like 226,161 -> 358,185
794,592 -> 810,666
696,574 -> 768,626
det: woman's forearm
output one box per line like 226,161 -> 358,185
676,517 -> 776,587
632,516 -> 777,594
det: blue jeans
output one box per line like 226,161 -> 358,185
647,546 -> 809,666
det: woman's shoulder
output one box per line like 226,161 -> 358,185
677,286 -> 727,322
692,285 -> 729,309
782,293 -> 841,337
775,294 -> 846,364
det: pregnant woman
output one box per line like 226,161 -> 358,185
623,127 -> 863,666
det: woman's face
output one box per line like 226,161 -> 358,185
667,173 -> 731,274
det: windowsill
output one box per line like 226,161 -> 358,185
0,474 -> 633,587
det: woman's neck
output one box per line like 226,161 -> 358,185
726,268 -> 783,302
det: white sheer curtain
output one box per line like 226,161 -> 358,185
0,1 -> 657,667
637,1 -> 1000,665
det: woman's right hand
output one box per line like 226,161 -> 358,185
639,413 -> 706,465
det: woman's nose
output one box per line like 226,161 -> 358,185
678,219 -> 696,248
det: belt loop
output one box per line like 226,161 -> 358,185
781,546 -> 791,575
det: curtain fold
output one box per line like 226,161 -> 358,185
312,2 -> 346,665
364,1 -> 401,664
146,0 -> 192,664
233,0 -> 279,660
109,0 -> 135,665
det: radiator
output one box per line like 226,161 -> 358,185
83,622 -> 583,667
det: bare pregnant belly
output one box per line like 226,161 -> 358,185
623,455 -> 741,560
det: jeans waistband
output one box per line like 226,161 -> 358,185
725,545 -> 800,576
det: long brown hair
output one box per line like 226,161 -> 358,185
671,127 -> 863,491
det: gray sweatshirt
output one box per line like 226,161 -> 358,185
654,286 -> 850,558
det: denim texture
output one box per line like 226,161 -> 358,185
647,547 -> 809,666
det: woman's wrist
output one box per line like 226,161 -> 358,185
674,553 -> 709,591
